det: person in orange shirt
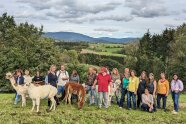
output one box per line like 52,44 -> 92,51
157,72 -> 169,111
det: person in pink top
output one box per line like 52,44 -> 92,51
171,74 -> 184,114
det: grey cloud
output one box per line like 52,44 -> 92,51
90,15 -> 134,22
183,9 -> 186,13
164,24 -> 177,28
94,28 -> 119,32
125,0 -> 169,18
131,7 -> 169,18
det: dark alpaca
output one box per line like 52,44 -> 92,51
64,82 -> 86,109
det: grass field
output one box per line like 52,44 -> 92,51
0,94 -> 186,124
81,43 -> 125,57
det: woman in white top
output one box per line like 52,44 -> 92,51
23,70 -> 33,84
141,89 -> 154,113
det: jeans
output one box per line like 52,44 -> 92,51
171,92 -> 180,112
127,91 -> 136,109
57,85 -> 65,95
87,86 -> 97,105
141,103 -> 154,112
157,94 -> 167,109
119,88 -> 128,107
14,92 -> 20,104
98,92 -> 108,108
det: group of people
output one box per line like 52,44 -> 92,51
13,64 -> 184,114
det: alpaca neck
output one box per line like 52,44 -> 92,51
9,78 -> 18,91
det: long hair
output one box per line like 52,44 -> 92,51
50,65 -> 56,72
112,68 -> 119,75
72,69 -> 78,76
140,71 -> 149,85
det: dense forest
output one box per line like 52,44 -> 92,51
0,13 -> 185,91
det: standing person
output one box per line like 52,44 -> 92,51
137,71 -> 148,108
157,72 -> 169,111
171,74 -> 184,114
93,67 -> 112,109
141,89 -> 154,113
32,71 -> 43,82
86,67 -> 97,105
14,69 -> 24,105
111,68 -> 121,105
44,71 -> 50,84
56,64 -> 69,99
70,70 -> 80,83
48,65 -> 59,106
119,72 -> 129,108
147,73 -> 157,111
23,70 -> 33,84
127,70 -> 139,110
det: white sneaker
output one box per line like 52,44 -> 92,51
119,107 -> 122,109
172,111 -> 178,114
172,110 -> 175,112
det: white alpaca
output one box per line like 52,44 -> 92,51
6,72 -> 27,107
25,82 -> 57,112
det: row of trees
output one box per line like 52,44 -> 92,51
0,13 -> 81,91
125,25 -> 186,81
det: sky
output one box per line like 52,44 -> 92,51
0,0 -> 186,38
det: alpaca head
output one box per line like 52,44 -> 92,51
5,72 -> 13,79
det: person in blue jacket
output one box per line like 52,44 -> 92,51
14,69 -> 24,105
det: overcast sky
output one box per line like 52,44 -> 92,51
1,0 -> 186,38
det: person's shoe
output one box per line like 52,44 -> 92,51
14,101 -> 17,105
119,107 -> 122,109
128,108 -> 132,110
172,111 -> 178,114
172,110 -> 176,112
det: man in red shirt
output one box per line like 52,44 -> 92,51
93,67 -> 112,108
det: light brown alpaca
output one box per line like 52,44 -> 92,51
64,82 -> 86,109
6,72 -> 27,107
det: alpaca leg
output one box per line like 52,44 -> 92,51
65,94 -> 68,104
68,94 -> 72,105
53,98 -> 56,111
31,100 -> 36,112
36,98 -> 40,113
49,97 -> 55,110
22,95 -> 26,107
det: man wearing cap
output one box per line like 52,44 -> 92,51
93,67 -> 112,109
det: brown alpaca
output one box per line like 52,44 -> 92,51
64,82 -> 86,109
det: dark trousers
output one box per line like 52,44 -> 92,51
119,88 -> 128,107
157,94 -> 167,109
141,103 -> 154,112
127,91 -> 136,109
171,92 -> 180,112
137,92 -> 143,108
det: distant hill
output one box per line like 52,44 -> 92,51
44,32 -> 138,43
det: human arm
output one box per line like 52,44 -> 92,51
134,77 -> 139,95
166,80 -> 170,96
153,80 -> 157,98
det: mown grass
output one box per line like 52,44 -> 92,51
84,43 -> 125,57
0,94 -> 186,124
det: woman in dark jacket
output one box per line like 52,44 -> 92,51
137,71 -> 148,108
48,65 -> 59,106
33,71 -> 43,82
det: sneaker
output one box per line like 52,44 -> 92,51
14,101 -> 17,105
172,111 -> 178,114
119,107 -> 122,109
172,110 -> 176,112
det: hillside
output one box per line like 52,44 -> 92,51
44,32 -> 138,43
